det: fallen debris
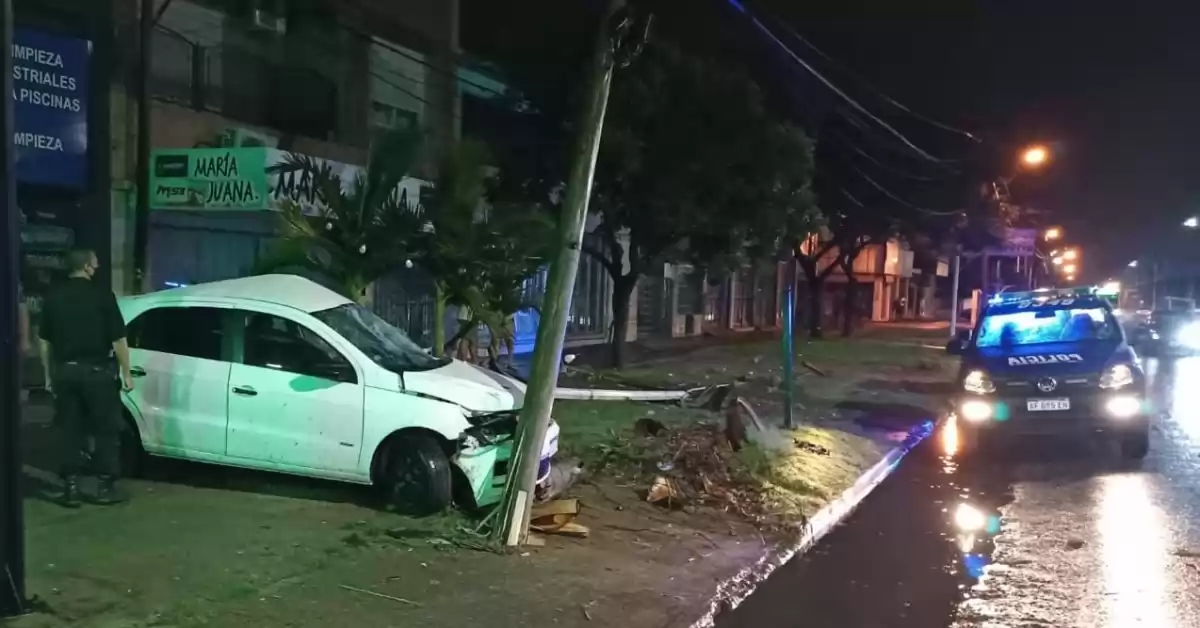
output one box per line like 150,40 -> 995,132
647,476 -> 683,507
794,440 -> 832,456
340,585 -> 422,607
530,499 -> 590,538
801,361 -> 828,377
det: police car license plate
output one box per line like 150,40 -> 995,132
1027,398 -> 1070,411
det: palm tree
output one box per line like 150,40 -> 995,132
254,128 -> 427,302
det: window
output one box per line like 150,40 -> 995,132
241,312 -> 356,383
128,307 -> 225,361
369,39 -> 425,132
977,305 -> 1119,348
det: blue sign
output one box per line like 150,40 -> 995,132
13,28 -> 91,188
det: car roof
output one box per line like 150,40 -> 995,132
122,274 -> 353,313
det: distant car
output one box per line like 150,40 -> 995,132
1131,309 -> 1200,357
946,288 -> 1150,460
117,274 -> 558,514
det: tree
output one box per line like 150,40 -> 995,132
254,128 -> 426,301
415,140 -> 558,357
587,41 -> 817,365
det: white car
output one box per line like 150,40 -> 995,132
117,274 -> 558,514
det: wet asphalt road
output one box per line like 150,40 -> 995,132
716,357 -> 1200,628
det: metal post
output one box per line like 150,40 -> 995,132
949,253 -> 961,337
980,252 -> 989,297
782,258 -> 796,428
0,0 -> 26,615
491,0 -> 625,547
131,0 -> 154,293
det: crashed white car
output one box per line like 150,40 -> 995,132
117,274 -> 558,514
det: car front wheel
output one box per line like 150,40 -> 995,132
1119,429 -> 1150,460
379,433 -> 454,516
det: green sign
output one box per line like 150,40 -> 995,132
150,147 -> 269,210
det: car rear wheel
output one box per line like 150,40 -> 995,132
379,433 -> 453,516
119,412 -> 147,478
1119,429 -> 1150,460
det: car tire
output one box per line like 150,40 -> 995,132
119,413 -> 147,479
1119,430 -> 1150,460
379,433 -> 454,516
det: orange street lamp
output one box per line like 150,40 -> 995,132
1044,227 -> 1062,241
1052,256 -> 1065,266
1062,249 -> 1079,261
1021,145 -> 1050,168
1064,263 -> 1078,274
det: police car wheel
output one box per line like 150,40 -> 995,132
1119,430 -> 1150,460
379,432 -> 453,516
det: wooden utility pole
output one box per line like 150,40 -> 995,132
492,0 -> 629,547
0,0 -> 25,615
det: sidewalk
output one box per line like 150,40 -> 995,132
10,331 -> 955,628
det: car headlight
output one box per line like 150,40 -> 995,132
1176,322 -> 1200,349
963,370 -> 996,394
1099,364 -> 1134,390
960,400 -> 994,422
1105,395 -> 1141,419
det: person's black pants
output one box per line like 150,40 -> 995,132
53,361 -> 120,479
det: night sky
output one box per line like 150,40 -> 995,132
763,0 -> 1200,279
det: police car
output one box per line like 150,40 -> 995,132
945,287 -> 1150,459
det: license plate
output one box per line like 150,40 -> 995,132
1027,398 -> 1070,411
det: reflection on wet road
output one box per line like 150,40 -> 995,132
716,357 -> 1200,628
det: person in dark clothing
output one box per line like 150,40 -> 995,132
38,248 -> 134,508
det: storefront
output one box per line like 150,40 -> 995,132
15,21 -> 111,388
146,146 -> 432,330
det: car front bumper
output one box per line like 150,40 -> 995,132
456,419 -> 560,508
952,392 -> 1150,438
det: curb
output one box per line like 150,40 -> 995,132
686,419 -> 936,628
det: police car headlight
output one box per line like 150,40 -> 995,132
963,370 -> 996,394
960,400 -> 994,422
1176,322 -> 1200,349
1099,364 -> 1134,390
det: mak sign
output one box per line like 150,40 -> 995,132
13,28 -> 91,188
150,147 -> 426,214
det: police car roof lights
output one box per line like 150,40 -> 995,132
988,286 -> 1098,306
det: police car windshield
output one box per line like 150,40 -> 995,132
976,304 -> 1119,349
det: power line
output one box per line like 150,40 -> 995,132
763,10 -> 980,143
846,163 -> 960,217
725,0 -> 952,164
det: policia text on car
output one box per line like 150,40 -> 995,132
38,248 -> 134,508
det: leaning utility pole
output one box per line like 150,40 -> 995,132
492,0 -> 640,546
0,0 -> 25,615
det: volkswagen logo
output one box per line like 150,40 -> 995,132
1037,377 -> 1058,393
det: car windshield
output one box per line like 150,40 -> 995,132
313,303 -> 450,373
976,306 -> 1119,349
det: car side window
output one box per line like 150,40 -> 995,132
241,312 -> 357,384
127,306 -> 225,361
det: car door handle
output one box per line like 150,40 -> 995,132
232,386 -> 258,397
130,367 -> 147,378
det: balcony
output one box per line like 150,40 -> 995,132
149,27 -> 339,142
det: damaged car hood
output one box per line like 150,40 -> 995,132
405,359 -> 527,412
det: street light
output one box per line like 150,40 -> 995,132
1063,249 -> 1079,261
1044,227 -> 1062,241
1064,263 -> 1078,274
1128,260 -> 1139,268
1021,145 -> 1050,168
1184,216 -> 1199,229
1052,256 -> 1065,266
